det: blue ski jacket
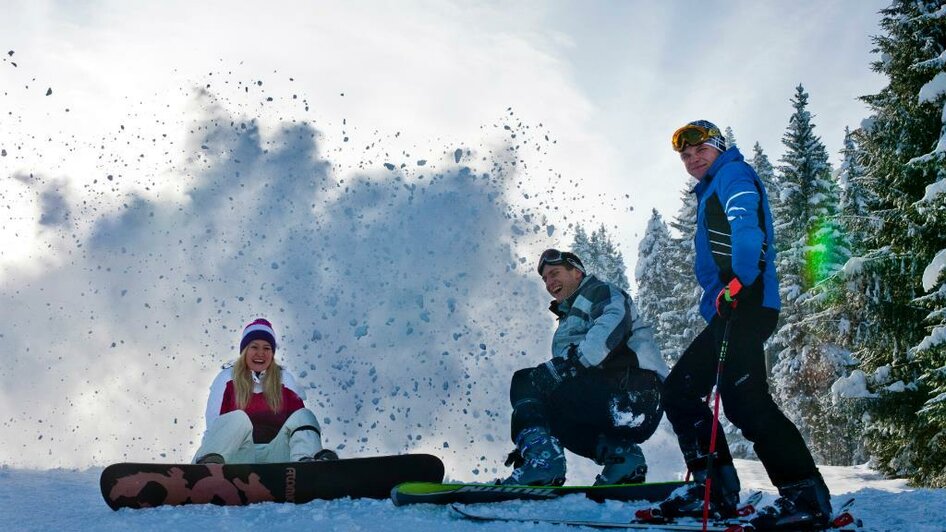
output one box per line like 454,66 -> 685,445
692,146 -> 780,322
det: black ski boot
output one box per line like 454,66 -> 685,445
750,472 -> 832,530
655,463 -> 740,519
500,427 -> 566,486
593,435 -> 647,485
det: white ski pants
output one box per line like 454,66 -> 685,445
193,408 -> 323,464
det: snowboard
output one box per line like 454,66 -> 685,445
390,480 -> 688,506
100,453 -> 444,510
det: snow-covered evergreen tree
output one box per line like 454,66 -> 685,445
635,210 -> 677,352
571,224 -> 591,261
748,141 -> 784,366
849,0 -> 946,487
749,142 -> 780,218
800,128 -> 878,465
662,185 -> 703,365
769,84 -> 852,464
570,224 -> 630,291
724,126 -> 738,150
836,127 -> 876,257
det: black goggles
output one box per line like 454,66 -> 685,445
537,249 -> 586,275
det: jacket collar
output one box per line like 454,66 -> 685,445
692,146 -> 743,196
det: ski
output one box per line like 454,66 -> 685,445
450,493 -> 861,531
635,491 -> 764,525
450,504 -> 738,530
391,480 -> 688,506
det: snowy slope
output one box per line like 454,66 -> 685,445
3,459 -> 944,531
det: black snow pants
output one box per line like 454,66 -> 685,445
509,364 -> 663,460
661,307 -> 818,486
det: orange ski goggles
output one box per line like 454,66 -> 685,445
671,123 -> 722,152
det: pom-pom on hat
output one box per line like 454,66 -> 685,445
240,318 -> 277,352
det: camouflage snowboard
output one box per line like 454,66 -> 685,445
100,453 -> 444,510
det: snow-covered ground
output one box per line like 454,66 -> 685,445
3,459 -> 943,531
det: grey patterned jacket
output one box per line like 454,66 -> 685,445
549,274 -> 667,378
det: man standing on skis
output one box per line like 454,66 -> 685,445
501,249 -> 666,487
656,120 -> 832,529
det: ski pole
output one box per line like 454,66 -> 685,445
702,317 -> 733,532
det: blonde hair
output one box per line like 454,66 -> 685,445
232,347 -> 283,413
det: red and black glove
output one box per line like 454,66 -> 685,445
715,278 -> 744,318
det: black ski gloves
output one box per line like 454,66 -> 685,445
531,345 -> 586,391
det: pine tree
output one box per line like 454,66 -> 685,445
748,142 -> 784,366
570,224 -> 630,291
662,185 -> 703,364
799,128 -> 881,465
724,126 -> 738,149
769,84 -> 852,463
572,224 -> 591,260
749,142 -> 780,215
836,128 -> 877,256
635,210 -> 678,353
849,0 -> 946,486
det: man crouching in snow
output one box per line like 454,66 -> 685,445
500,249 -> 667,487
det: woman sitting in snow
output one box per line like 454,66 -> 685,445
193,318 -> 338,464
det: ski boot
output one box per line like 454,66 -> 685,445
750,472 -> 832,530
500,426 -> 566,486
643,463 -> 740,521
593,435 -> 647,485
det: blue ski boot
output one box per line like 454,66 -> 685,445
501,427 -> 566,486
593,435 -> 647,485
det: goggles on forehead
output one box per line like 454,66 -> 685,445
537,248 -> 586,275
671,124 -> 722,152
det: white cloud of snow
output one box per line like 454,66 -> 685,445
0,86 -> 572,477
